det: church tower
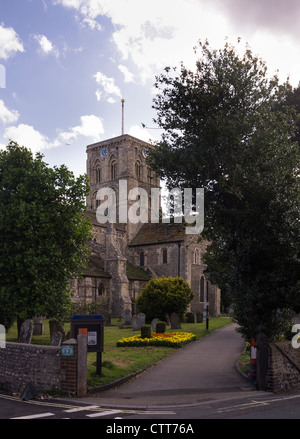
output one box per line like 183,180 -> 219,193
86,133 -> 160,241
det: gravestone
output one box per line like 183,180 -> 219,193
196,312 -> 203,323
137,313 -> 146,327
50,331 -> 63,346
170,313 -> 181,329
33,316 -> 45,336
102,311 -> 111,326
151,318 -> 160,333
18,320 -> 34,344
124,309 -> 131,325
49,319 -> 65,342
132,315 -> 141,331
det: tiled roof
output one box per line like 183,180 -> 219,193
129,222 -> 186,247
83,249 -> 111,278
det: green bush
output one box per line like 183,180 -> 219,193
136,276 -> 195,322
156,321 -> 166,333
141,325 -> 152,339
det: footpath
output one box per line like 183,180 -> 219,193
75,323 -> 259,409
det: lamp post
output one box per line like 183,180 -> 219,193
203,268 -> 210,331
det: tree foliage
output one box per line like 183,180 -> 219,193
147,39 -> 300,339
136,276 -> 195,322
0,141 -> 92,327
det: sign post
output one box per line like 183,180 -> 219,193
70,315 -> 104,376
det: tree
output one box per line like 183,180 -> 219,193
136,276 -> 195,322
0,141 -> 92,328
147,39 -> 300,339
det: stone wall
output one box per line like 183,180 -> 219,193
0,339 -> 83,395
0,342 -> 62,393
268,341 -> 300,393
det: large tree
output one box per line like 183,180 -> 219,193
147,39 -> 300,339
0,141 -> 92,328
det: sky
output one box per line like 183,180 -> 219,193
1,0 -> 300,178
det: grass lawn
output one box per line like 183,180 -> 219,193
6,317 -> 233,389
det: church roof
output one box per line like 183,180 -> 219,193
128,222 -> 186,247
83,255 -> 112,278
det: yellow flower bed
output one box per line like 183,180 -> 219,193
117,332 -> 196,348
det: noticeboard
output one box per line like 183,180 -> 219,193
70,315 -> 104,353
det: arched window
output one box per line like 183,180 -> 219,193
194,249 -> 200,264
162,248 -> 168,264
135,161 -> 141,179
139,251 -> 145,267
111,161 -> 117,180
200,276 -> 205,302
96,167 -> 101,183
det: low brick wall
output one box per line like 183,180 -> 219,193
268,341 -> 300,393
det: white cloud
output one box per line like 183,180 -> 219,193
128,124 -> 154,143
55,0 -> 300,87
94,71 -> 122,103
4,115 -> 104,154
34,34 -> 59,57
0,23 -> 24,60
58,114 -> 104,143
54,0 -> 228,83
81,17 -> 103,31
4,124 -> 55,153
0,100 -> 19,124
118,64 -> 134,83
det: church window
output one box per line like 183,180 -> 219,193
200,276 -> 205,302
139,251 -> 145,267
111,161 -> 117,180
98,283 -> 105,296
162,248 -> 168,264
194,249 -> 200,264
96,167 -> 101,183
135,161 -> 141,179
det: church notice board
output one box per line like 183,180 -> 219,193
70,315 -> 104,353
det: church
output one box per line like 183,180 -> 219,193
70,132 -> 220,320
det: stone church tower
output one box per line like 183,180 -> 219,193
86,134 -> 160,242
70,131 -> 221,320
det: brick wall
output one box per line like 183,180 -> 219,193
268,341 -> 300,393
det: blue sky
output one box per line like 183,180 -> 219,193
1,0 -> 300,177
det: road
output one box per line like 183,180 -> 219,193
1,390 -> 300,420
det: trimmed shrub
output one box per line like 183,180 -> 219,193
141,325 -> 152,339
156,321 -> 166,333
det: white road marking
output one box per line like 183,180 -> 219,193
64,405 -> 100,413
86,410 -> 121,418
11,412 -> 55,419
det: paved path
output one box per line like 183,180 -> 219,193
78,323 -> 256,408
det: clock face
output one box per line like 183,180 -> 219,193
100,147 -> 108,158
142,149 -> 148,158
